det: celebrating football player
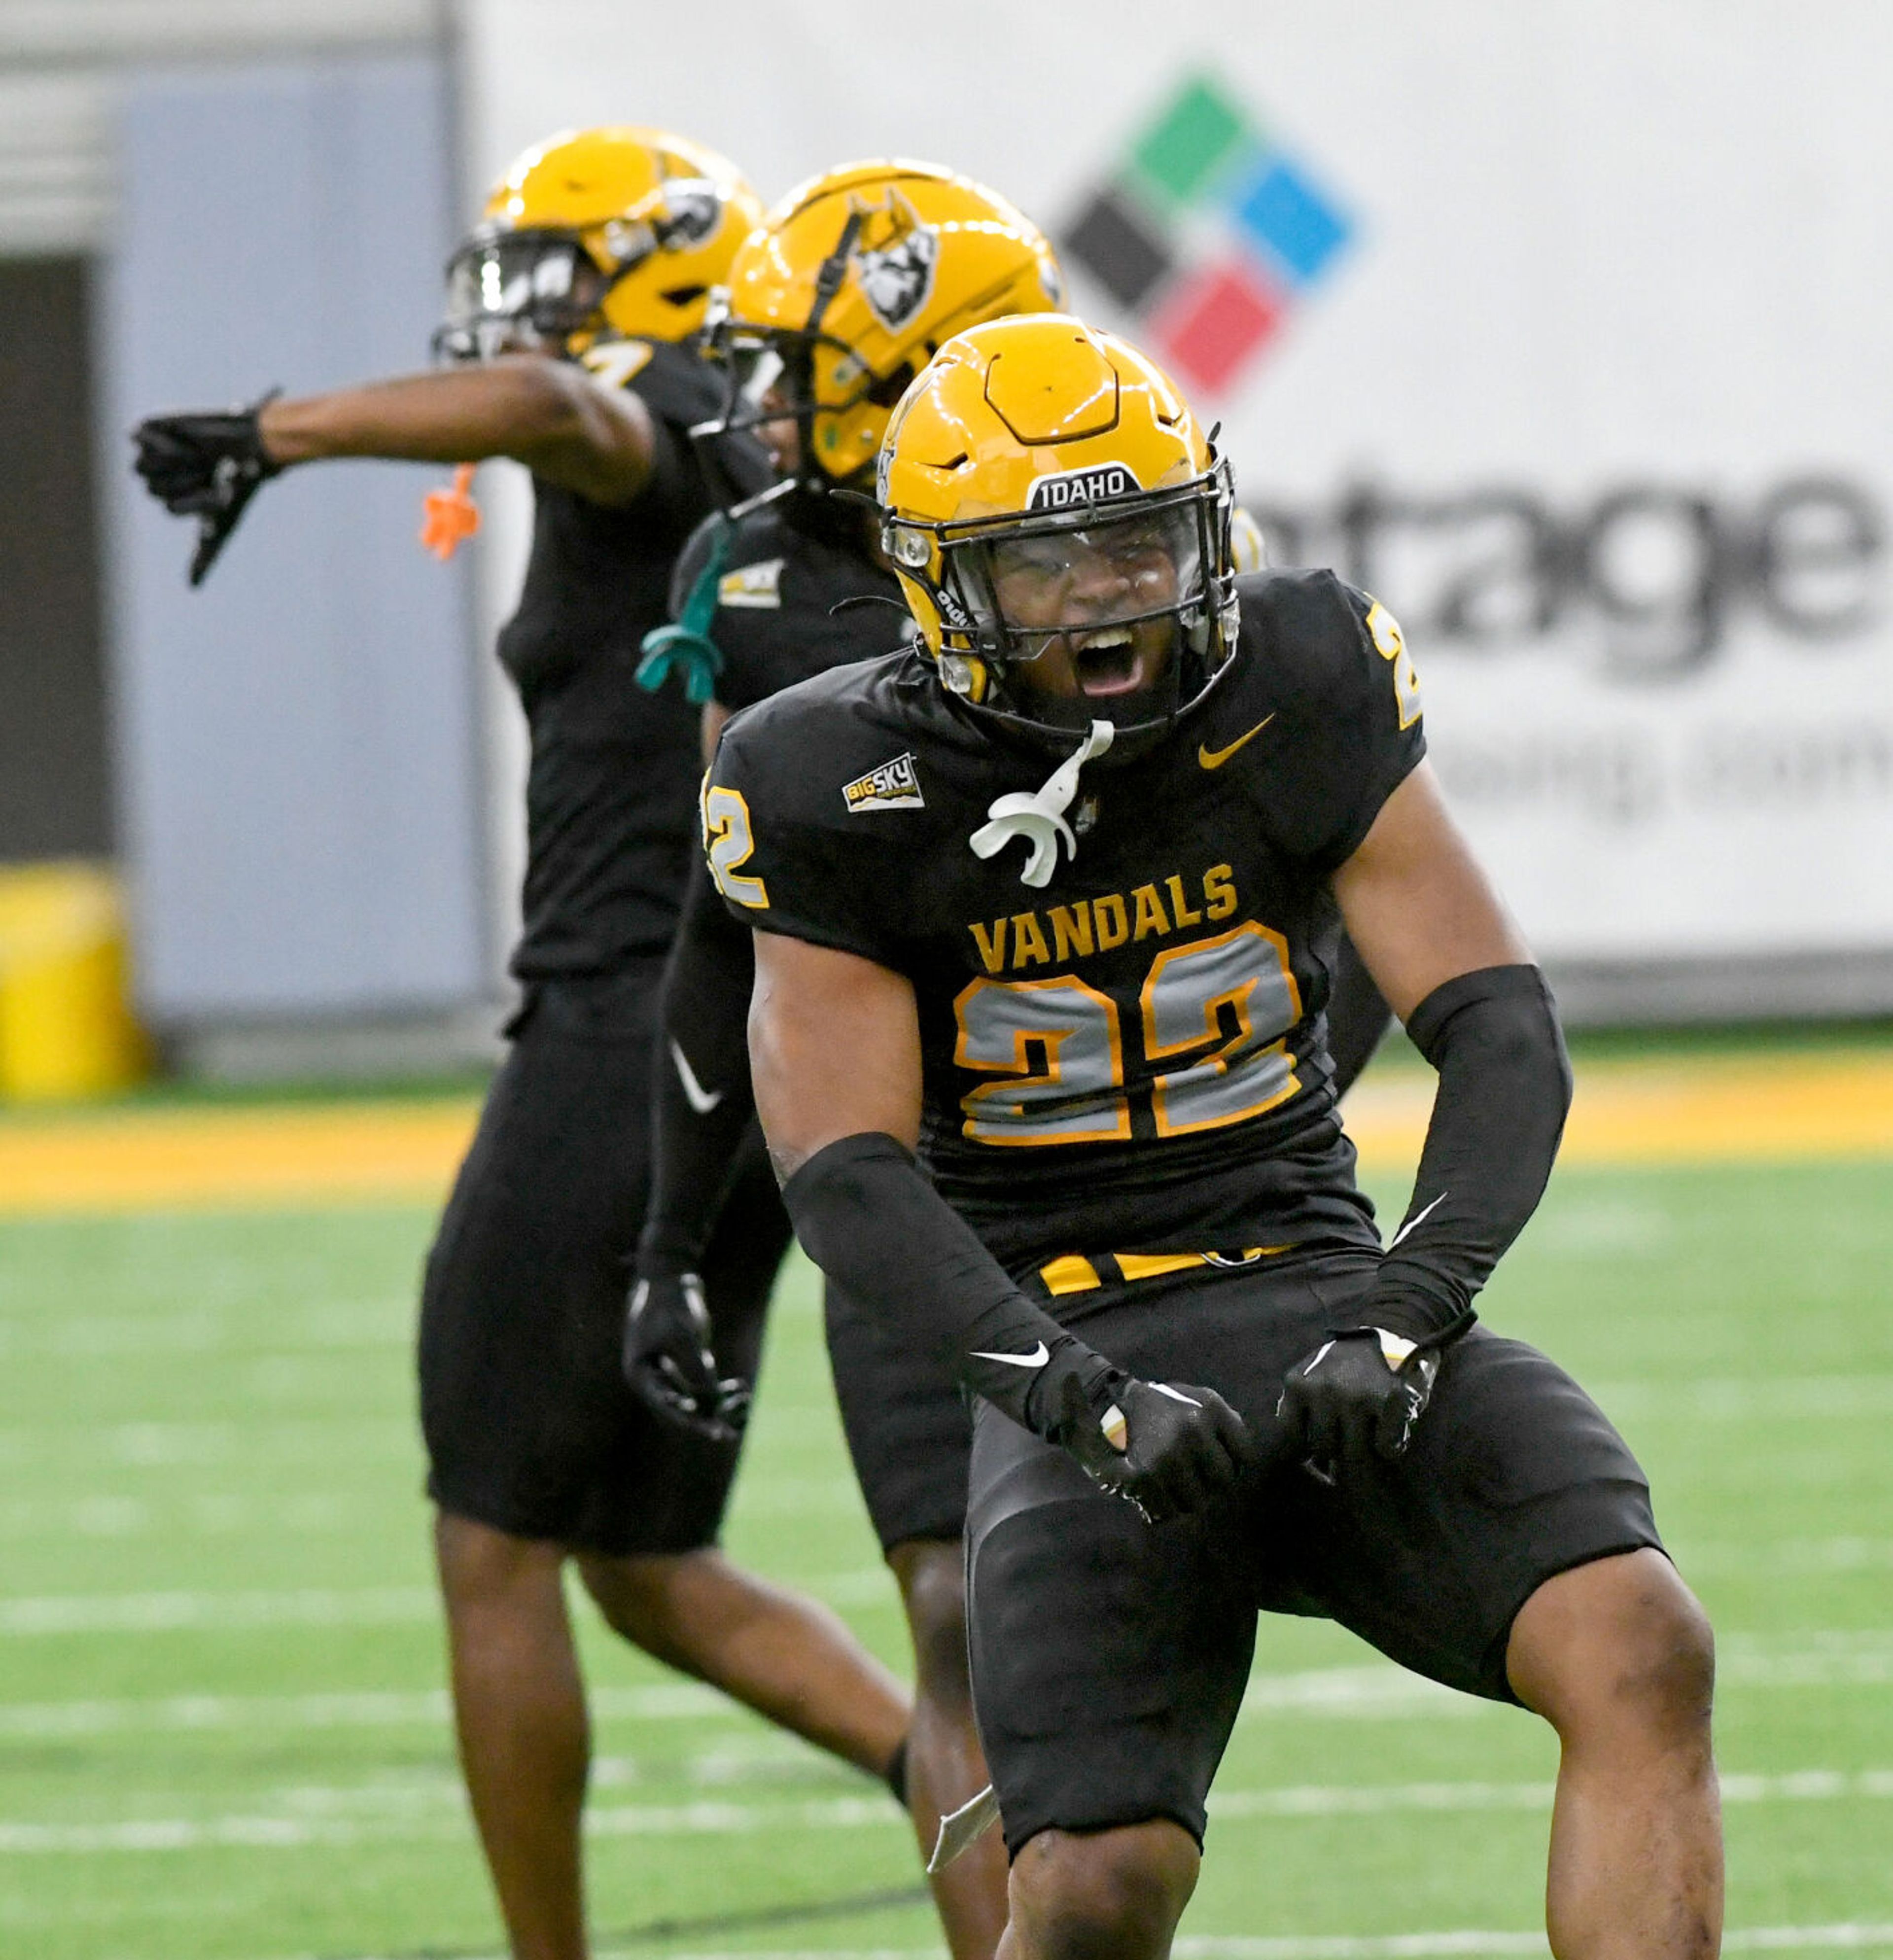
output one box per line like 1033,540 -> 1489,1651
132,127 -> 912,1960
709,316 -> 1722,1960
630,163 -> 1396,1957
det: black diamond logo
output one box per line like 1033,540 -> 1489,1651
1059,184 -> 1176,311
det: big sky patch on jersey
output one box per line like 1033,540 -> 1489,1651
717,558 -> 783,609
843,751 -> 925,813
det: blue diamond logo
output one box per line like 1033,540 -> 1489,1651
1228,155 -> 1351,287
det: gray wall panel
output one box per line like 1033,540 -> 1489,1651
103,54 -> 489,1020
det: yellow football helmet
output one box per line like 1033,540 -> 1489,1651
878,314 -> 1239,742
434,127 -> 763,361
705,160 -> 1065,485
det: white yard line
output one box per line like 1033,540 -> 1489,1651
0,1586 -> 441,1634
0,1569 -> 892,1637
0,1681 -> 732,1737
3,1634 -> 1889,1734
1587,1376 -> 1893,1419
0,1489 -> 876,1540
2,1767 -> 1888,1857
1171,1933 -> 1893,1960
250,1925 -> 1893,1960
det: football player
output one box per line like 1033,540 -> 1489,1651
707,317 -> 1723,1960
631,163 -> 1065,1958
132,128 -> 911,1960
629,165 -> 1394,1959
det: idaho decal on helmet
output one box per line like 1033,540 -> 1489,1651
877,314 -> 1241,755
433,126 -> 764,363
701,161 -> 1064,487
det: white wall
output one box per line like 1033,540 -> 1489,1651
459,0 -> 1893,994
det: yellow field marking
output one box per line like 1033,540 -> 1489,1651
0,1050 -> 1889,1216
0,1100 -> 478,1216
1345,1050 -> 1893,1169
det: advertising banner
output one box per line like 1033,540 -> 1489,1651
464,0 -> 1893,1000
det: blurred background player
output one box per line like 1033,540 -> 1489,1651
131,126 -> 910,1960
625,160 -> 1390,1957
630,162 -> 1067,1959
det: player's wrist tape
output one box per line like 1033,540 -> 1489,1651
780,1131 -> 1114,1438
1361,963 -> 1570,1341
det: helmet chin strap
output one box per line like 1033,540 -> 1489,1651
968,720 -> 1115,889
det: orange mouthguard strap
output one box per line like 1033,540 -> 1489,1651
421,462 -> 481,560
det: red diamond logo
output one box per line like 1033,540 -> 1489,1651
1147,258 -> 1286,395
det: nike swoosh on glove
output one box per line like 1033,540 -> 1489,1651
132,391 -> 282,586
1049,1365 -> 1259,1524
623,1270 -> 751,1445
1276,1327 -> 1440,1476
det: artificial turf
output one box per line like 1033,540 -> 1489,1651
0,1130 -> 1888,1959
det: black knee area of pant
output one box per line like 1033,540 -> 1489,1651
969,1493 -> 1253,1854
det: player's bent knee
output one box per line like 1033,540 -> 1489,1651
890,1539 -> 971,1701
575,1548 -> 710,1660
1509,1548 -> 1715,1737
434,1508 -> 564,1609
1010,1821 -> 1199,1960
1613,1574 -> 1715,1734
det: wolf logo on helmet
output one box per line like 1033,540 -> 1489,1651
651,178 -> 724,247
853,194 -> 941,332
704,161 -> 1065,487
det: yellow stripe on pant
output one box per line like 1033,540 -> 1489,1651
1039,1247 -> 1294,1297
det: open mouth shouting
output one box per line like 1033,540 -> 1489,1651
1070,625 -> 1147,697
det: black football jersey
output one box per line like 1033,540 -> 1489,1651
495,340 -> 773,980
668,488 -> 909,714
707,569 -> 1426,1279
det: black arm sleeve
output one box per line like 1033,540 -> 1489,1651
780,1131 -> 1119,1436
635,858 -> 760,1275
1356,964 -> 1573,1344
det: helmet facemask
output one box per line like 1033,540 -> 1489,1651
698,169 -> 1063,490
698,202 -> 926,489
697,313 -> 915,488
885,459 -> 1241,747
433,177 -> 736,364
434,229 -> 613,361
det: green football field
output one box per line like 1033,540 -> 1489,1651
0,1077 -> 1890,1958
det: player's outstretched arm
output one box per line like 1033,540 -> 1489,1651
750,930 -> 1258,1523
1283,763 -> 1571,1471
253,355 -> 657,505
133,353 -> 659,583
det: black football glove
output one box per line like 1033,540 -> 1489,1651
1276,1327 -> 1441,1477
132,390 -> 283,586
1047,1362 -> 1258,1524
623,1269 -> 751,1445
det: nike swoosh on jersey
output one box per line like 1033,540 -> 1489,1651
669,1040 -> 724,1116
1197,714 -> 1275,770
1387,1190 -> 1447,1249
970,1342 -> 1051,1368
